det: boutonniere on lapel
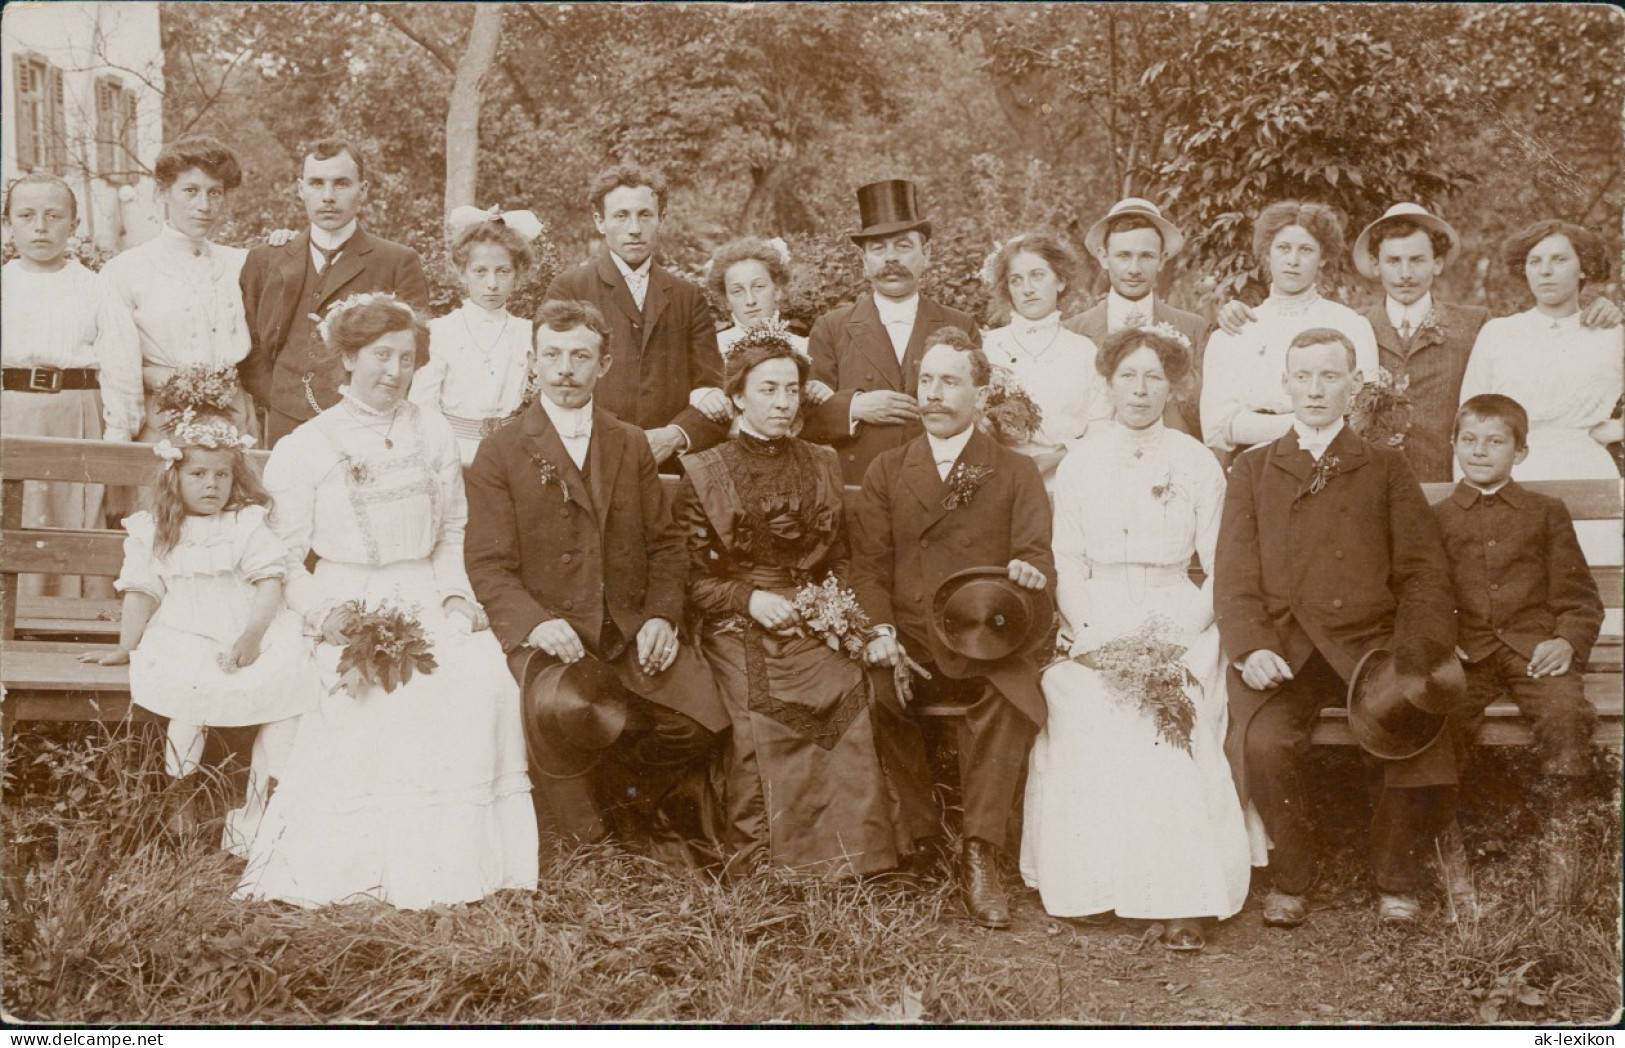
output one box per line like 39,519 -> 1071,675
1306,454 -> 1342,496
1415,309 -> 1446,343
942,463 -> 995,510
529,451 -> 569,501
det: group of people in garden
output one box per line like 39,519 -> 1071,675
2,130 -> 1617,949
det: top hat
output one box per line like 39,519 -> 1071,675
1352,203 -> 1461,280
514,649 -> 629,779
931,566 -> 1051,664
849,180 -> 933,244
1084,197 -> 1185,257
1346,644 -> 1465,761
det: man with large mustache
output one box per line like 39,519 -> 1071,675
803,180 -> 980,485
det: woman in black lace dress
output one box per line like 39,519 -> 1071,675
674,329 -> 901,877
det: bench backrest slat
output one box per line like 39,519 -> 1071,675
0,435 -> 270,486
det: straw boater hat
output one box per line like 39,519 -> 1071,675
1345,643 -> 1466,761
930,566 -> 1052,664
1084,197 -> 1185,257
1351,203 -> 1461,280
849,179 -> 932,244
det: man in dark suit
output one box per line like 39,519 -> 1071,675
464,299 -> 728,860
1217,203 -> 1618,483
1065,197 -> 1209,438
239,137 -> 429,446
1215,327 -> 1459,928
543,165 -> 727,471
850,327 -> 1055,929
802,180 -> 981,486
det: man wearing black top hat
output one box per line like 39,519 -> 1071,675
802,179 -> 981,486
850,327 -> 1055,929
1215,327 -> 1460,928
464,299 -> 728,862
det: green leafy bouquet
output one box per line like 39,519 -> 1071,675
156,364 -> 240,425
1073,614 -> 1197,755
330,599 -> 438,698
1348,366 -> 1414,450
983,365 -> 1044,446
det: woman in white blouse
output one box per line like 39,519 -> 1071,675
981,232 -> 1112,483
96,136 -> 254,443
237,294 -> 537,909
1459,220 -> 1623,482
1200,202 -> 1377,459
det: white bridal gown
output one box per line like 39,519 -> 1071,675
1021,420 -> 1260,919
235,399 -> 537,909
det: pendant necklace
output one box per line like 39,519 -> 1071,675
344,391 -> 401,449
460,307 -> 511,376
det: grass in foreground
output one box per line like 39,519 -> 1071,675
3,725 -> 1620,1024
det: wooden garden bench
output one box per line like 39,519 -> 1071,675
2,435 -> 1620,750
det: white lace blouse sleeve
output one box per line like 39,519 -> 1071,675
263,432 -> 326,625
1348,313 -> 1380,380
1457,321 -> 1500,405
93,259 -> 146,442
424,412 -> 477,603
114,512 -> 165,602
410,317 -> 452,413
1199,329 -> 1246,451
1188,440 -> 1228,628
1050,451 -> 1094,643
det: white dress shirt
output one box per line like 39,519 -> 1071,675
1385,293 -> 1434,339
874,292 -> 920,363
1292,416 -> 1345,461
926,425 -> 975,480
1107,290 -> 1156,333
538,394 -> 594,469
611,251 -> 653,311
309,220 -> 358,274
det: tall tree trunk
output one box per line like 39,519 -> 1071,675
444,4 -> 503,216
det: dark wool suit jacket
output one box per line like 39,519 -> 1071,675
1215,425 -> 1458,795
1360,299 -> 1489,483
238,228 -> 429,417
803,292 -> 981,485
848,427 -> 1056,726
463,399 -> 727,731
544,252 -> 727,451
1063,298 -> 1211,439
1433,480 -> 1604,665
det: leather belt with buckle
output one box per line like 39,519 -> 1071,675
2,366 -> 100,393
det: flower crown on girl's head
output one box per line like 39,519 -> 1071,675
312,291 -> 414,346
153,410 -> 255,469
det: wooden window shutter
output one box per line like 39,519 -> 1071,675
46,65 -> 66,173
95,77 -> 115,178
13,60 -> 41,171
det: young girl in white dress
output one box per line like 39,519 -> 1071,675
410,206 -> 542,465
238,293 -> 537,909
80,414 -> 315,854
2,174 -> 109,600
980,233 -> 1113,486
1021,326 -> 1260,952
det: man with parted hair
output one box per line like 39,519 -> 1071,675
239,136 -> 429,446
543,165 -> 728,471
850,325 -> 1055,929
1215,326 -> 1459,928
464,298 -> 727,863
1064,197 -> 1210,438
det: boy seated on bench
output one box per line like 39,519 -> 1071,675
1435,394 -> 1605,910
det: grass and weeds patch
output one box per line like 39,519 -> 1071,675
3,724 -> 1619,1024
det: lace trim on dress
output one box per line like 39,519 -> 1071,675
721,438 -> 835,566
739,620 -> 867,751
319,409 -> 438,567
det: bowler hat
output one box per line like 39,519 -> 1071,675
515,649 -> 628,779
850,179 -> 933,244
931,566 -> 1049,664
1352,203 -> 1461,280
1084,197 -> 1185,257
1346,644 -> 1465,761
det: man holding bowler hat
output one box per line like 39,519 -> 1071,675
803,179 -> 982,485
464,299 -> 727,862
850,326 -> 1055,929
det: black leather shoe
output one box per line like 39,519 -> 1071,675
959,837 -> 1011,929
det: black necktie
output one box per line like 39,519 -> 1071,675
315,241 -> 347,273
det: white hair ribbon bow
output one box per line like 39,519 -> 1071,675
447,204 -> 545,243
152,440 -> 184,470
